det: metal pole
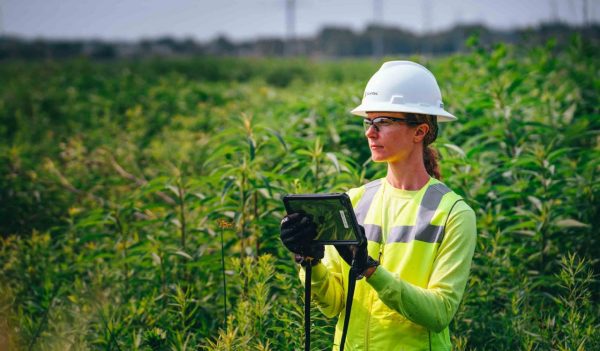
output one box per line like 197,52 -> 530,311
422,0 -> 432,34
285,0 -> 296,56
372,0 -> 383,57
421,0 -> 433,55
0,0 -> 4,36
582,0 -> 588,27
549,0 -> 559,22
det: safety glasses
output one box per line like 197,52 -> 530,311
362,116 -> 418,132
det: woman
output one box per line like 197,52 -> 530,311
281,61 -> 477,350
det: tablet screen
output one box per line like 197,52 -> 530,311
283,194 -> 363,245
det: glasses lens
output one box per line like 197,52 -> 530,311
373,117 -> 395,127
364,117 -> 409,132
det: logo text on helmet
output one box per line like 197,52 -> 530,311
365,91 -> 378,96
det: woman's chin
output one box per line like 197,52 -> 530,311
370,155 -> 387,163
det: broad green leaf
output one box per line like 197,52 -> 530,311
248,137 -> 256,160
173,250 -> 193,260
326,152 -> 340,173
527,196 -> 543,212
442,143 -> 466,157
151,253 -> 162,266
554,219 -> 589,228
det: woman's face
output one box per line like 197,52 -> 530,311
365,111 -> 427,163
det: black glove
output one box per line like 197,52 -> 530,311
335,227 -> 379,279
280,212 -> 324,266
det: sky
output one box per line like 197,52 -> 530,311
1,0 -> 598,42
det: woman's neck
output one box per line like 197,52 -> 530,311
385,158 -> 430,190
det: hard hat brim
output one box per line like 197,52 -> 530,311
351,102 -> 457,122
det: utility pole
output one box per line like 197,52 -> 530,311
549,0 -> 559,22
422,0 -> 432,34
284,0 -> 296,56
372,0 -> 383,58
582,0 -> 588,27
0,0 -> 4,37
421,0 -> 432,55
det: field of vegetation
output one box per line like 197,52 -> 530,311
1,35 -> 599,350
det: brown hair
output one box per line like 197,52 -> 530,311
406,113 -> 441,179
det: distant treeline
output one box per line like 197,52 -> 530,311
1,22 -> 598,60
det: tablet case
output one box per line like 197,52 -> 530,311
283,193 -> 365,245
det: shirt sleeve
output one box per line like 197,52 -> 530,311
366,201 -> 477,332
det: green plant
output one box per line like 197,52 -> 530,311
1,36 -> 598,350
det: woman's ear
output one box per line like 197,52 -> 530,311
413,123 -> 430,143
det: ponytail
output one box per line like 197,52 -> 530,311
423,146 -> 441,179
406,113 -> 441,180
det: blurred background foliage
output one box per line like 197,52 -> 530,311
0,34 -> 599,350
1,22 -> 598,59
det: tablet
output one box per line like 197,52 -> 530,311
283,193 -> 365,245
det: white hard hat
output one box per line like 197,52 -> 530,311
351,61 -> 456,122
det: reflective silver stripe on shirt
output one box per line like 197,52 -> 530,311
354,179 -> 382,225
387,183 -> 450,244
354,180 -> 452,244
364,224 -> 383,243
354,179 -> 383,242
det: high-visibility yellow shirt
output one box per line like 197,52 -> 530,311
302,177 -> 477,350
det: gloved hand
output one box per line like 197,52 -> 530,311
335,227 -> 379,279
280,212 -> 324,266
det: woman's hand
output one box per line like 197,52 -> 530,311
280,212 -> 324,265
335,226 -> 379,279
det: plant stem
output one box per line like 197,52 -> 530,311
220,226 -> 228,331
314,152 -> 320,191
115,213 -> 129,293
27,283 -> 60,351
240,164 -> 247,258
254,191 -> 259,256
178,178 -> 186,251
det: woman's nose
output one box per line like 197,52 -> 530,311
365,124 -> 378,138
